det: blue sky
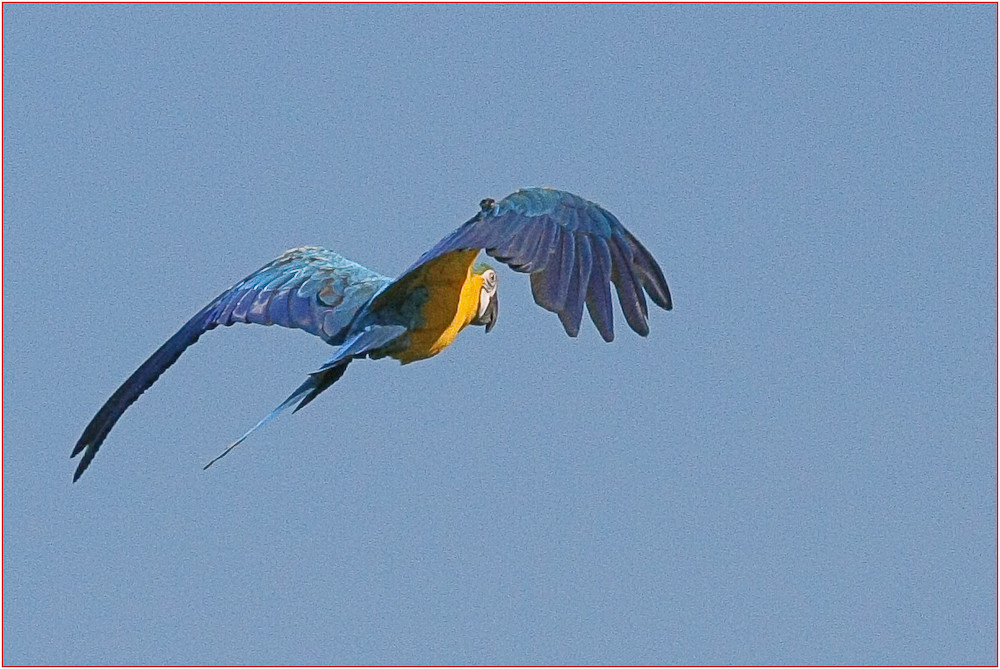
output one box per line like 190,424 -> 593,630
3,4 -> 996,665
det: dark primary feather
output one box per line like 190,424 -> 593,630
402,187 -> 671,341
72,247 -> 390,481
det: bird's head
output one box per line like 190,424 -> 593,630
471,262 -> 499,333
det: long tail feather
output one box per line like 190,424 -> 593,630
202,362 -> 350,470
201,325 -> 405,471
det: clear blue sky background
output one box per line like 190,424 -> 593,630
3,4 -> 996,665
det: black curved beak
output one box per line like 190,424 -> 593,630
483,293 -> 498,333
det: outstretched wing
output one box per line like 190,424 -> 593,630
399,188 -> 671,341
71,247 -> 391,481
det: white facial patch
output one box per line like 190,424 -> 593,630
478,270 -> 498,317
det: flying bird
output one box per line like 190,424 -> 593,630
72,188 -> 672,480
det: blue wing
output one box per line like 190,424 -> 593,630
209,246 -> 391,344
401,188 -> 671,341
71,247 -> 391,481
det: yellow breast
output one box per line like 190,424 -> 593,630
391,249 -> 483,364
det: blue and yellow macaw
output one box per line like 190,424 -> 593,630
72,188 -> 672,480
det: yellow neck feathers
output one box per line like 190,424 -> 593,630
391,249 -> 484,364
